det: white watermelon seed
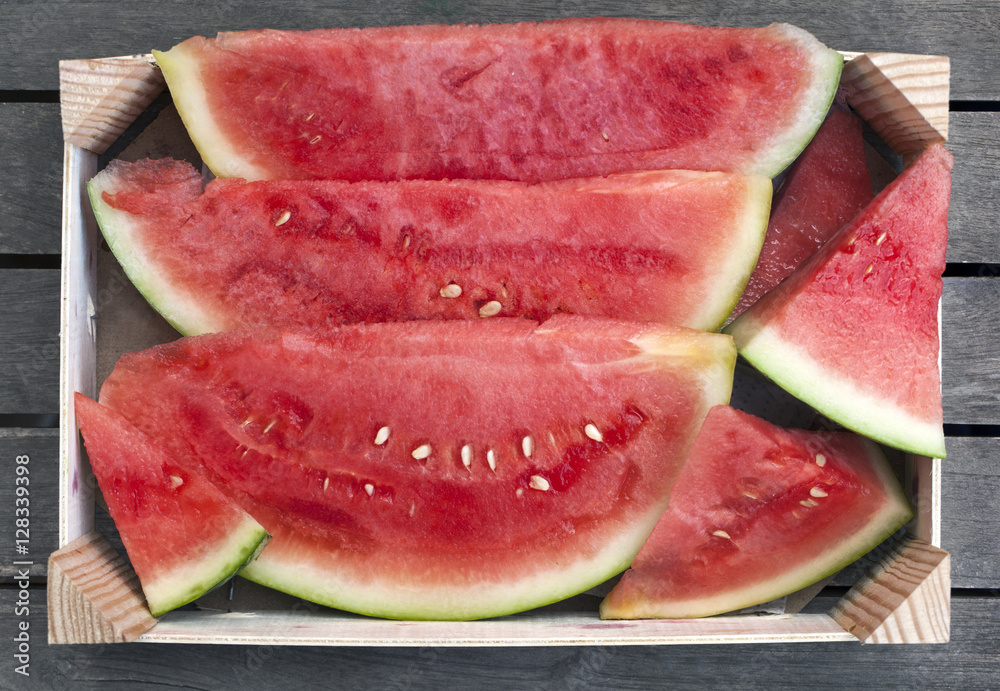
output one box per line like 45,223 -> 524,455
712,530 -> 731,539
548,431 -> 556,446
323,477 -> 330,492
241,417 -> 253,428
412,444 -> 432,460
169,475 -> 184,489
263,420 -> 277,434
815,453 -> 827,467
584,424 -> 603,442
479,300 -> 502,318
864,263 -> 874,275
402,235 -> 411,250
800,498 -> 819,507
810,487 -> 828,498
522,436 -> 534,458
306,112 -> 315,121
374,426 -> 390,445
487,449 -> 497,471
275,210 -> 291,227
516,488 -> 524,498
409,502 -> 415,516
529,475 -> 550,491
364,483 -> 374,497
440,283 -> 462,298
876,231 -> 887,245
461,444 -> 472,468
310,135 -> 322,144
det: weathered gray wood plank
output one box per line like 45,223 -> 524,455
947,112 -> 1000,264
2,1 -> 998,99
940,438 -> 1000,589
0,104 -> 63,255
0,271 -> 60,415
0,430 -> 58,582
942,278 -> 1000,425
1,590 -> 996,689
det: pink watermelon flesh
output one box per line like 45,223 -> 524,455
96,316 -> 736,620
74,393 -> 268,617
601,405 -> 912,619
725,144 -> 951,458
88,158 -> 770,336
153,20 -> 842,182
731,106 -> 873,320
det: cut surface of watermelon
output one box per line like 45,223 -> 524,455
74,393 -> 269,617
600,406 -> 912,619
724,144 -> 951,458
97,317 -> 736,620
730,106 -> 873,320
154,20 -> 842,182
89,158 -> 770,336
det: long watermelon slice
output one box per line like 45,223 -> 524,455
153,20 -> 842,182
88,158 -> 770,336
730,106 -> 873,320
601,406 -> 912,619
725,144 -> 951,458
74,393 -> 269,617
97,317 -> 736,620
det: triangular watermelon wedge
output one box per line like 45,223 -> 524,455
725,144 -> 951,458
75,393 -> 270,617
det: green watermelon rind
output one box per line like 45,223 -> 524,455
238,329 -> 738,621
87,173 -> 219,337
154,24 -> 842,182
600,437 -> 913,620
144,515 -> 270,617
725,314 -> 948,459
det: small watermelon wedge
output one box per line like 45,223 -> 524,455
95,317 -> 736,620
730,106 -> 873,320
600,406 -> 912,619
153,20 -> 842,182
725,144 -> 951,458
75,393 -> 269,617
88,158 -> 771,336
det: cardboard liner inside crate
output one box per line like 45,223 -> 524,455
53,48 -> 951,646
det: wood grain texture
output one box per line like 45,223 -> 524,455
942,278 -> 1000,425
0,270 -> 60,415
47,531 -> 157,644
1,1 -> 998,99
0,430 -> 58,582
841,53 -> 949,160
940,438 -> 1000,589
59,56 -> 165,154
0,104 -> 63,254
947,112 -> 1000,264
1,591 -> 997,689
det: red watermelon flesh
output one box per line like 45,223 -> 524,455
730,106 -> 873,320
97,316 -> 736,620
725,144 -> 951,458
600,406 -> 911,619
153,20 -> 842,182
74,393 -> 269,617
88,158 -> 770,336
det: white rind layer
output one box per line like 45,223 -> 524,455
727,318 -> 947,459
144,515 -> 269,617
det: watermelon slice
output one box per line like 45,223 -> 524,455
97,317 -> 736,620
74,393 -> 269,617
600,406 -> 912,619
730,106 -> 873,320
724,144 -> 951,458
89,158 -> 770,336
153,20 -> 842,182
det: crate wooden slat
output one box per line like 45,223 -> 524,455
53,49 -> 951,646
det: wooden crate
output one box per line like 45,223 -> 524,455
50,46 -> 951,646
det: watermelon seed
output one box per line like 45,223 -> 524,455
263,420 -> 277,434
412,444 -> 432,460
306,112 -> 315,121
864,263 -> 874,276
815,453 -> 827,467
310,135 -> 323,145
409,502 -> 415,516
487,449 -> 497,472
810,487 -> 828,498
479,301 -> 502,318
323,477 -> 330,492
522,436 -> 534,458
712,530 -> 731,539
529,475 -> 550,491
601,131 -> 610,141
402,235 -> 411,250
800,499 -> 819,508
241,417 -> 253,428
275,210 -> 291,227
584,424 -> 603,442
440,284 -> 463,298
461,444 -> 472,468
876,232 -> 887,246
516,488 -> 524,498
374,426 -> 390,445
364,483 -> 375,497
169,475 -> 184,489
